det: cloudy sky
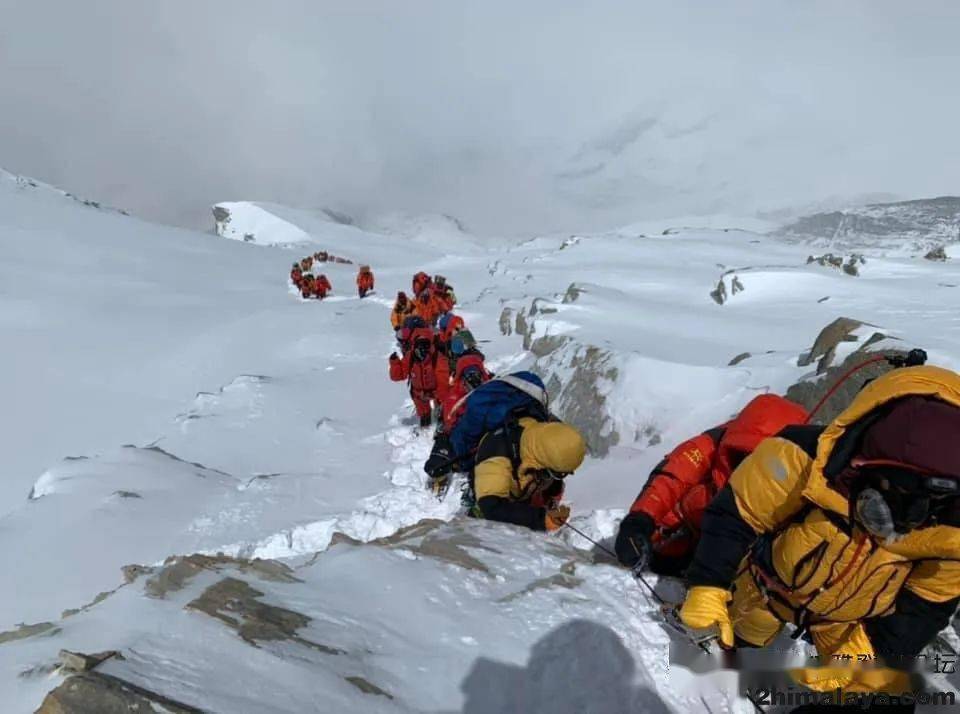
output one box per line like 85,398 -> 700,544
1,1 -> 958,235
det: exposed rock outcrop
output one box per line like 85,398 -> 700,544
36,671 -> 203,714
58,650 -> 120,674
796,317 -> 885,373
532,342 -> 620,456
144,553 -> 299,599
0,621 -> 59,645
186,576 -> 341,652
498,307 -> 514,336
562,283 -> 583,303
710,272 -> 745,305
787,318 -> 911,424
806,253 -> 865,276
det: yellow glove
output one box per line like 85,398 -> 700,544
679,586 -> 734,648
789,666 -> 854,694
544,505 -> 571,532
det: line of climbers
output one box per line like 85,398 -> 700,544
386,271 -> 586,536
397,308 -> 960,709
388,272 -> 481,429
289,252 -> 376,301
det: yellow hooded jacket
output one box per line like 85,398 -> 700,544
473,417 -> 586,530
685,366 -> 960,690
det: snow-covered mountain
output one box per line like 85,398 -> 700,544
5,169 -> 960,712
213,201 -> 486,257
773,196 -> 960,254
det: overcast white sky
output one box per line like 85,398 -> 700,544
1,1 -> 958,234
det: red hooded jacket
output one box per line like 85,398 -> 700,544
629,394 -> 808,558
441,353 -> 492,432
389,328 -> 439,394
357,268 -> 375,291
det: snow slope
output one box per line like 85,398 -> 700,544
4,174 -> 960,712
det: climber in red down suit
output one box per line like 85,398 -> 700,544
389,326 -> 440,427
614,393 -> 809,575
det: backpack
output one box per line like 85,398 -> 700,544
448,371 -> 551,461
402,315 -> 427,331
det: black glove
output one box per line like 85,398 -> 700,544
424,433 -> 455,478
615,512 -> 655,571
390,352 -> 399,361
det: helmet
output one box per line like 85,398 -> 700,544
450,330 -> 476,357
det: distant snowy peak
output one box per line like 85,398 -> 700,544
212,201 -> 341,245
774,196 -> 960,252
0,168 -> 130,216
209,201 -> 482,266
211,201 -> 485,259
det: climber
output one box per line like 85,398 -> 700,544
299,274 -> 315,299
442,352 -> 493,432
396,315 -> 428,354
434,313 -> 467,397
389,326 -> 440,427
470,415 -> 586,532
313,274 -> 332,299
678,365 -> 960,703
438,313 -> 465,345
300,256 -> 314,272
449,330 -> 479,362
391,292 -> 414,330
357,265 -> 375,298
314,250 -> 329,263
615,394 -> 808,575
412,271 -> 432,297
432,275 -> 457,309
290,263 -> 304,288
414,289 -> 444,326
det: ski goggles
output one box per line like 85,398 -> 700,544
850,458 -> 960,535
529,468 -> 572,485
850,458 -> 960,497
